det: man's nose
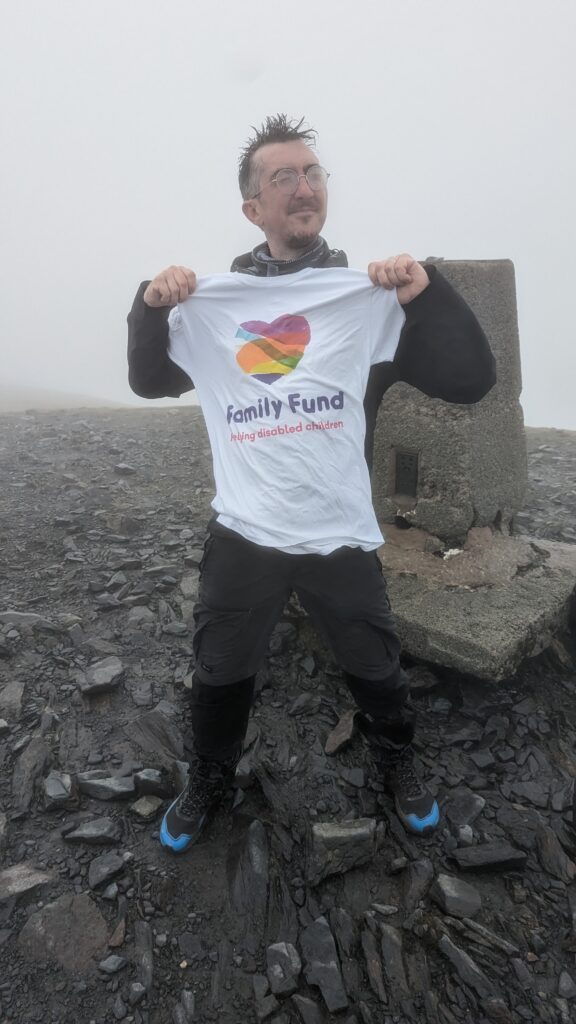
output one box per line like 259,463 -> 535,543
293,174 -> 315,198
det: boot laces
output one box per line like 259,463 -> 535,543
388,749 -> 423,799
179,756 -> 234,817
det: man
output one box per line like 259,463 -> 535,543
127,115 -> 496,854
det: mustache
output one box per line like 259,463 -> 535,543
288,201 -> 320,213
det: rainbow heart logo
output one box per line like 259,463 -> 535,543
235,314 -> 311,384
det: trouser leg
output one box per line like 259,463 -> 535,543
190,675 -> 255,762
292,546 -> 418,749
193,524 -> 290,686
344,671 -> 415,746
190,525 -> 290,762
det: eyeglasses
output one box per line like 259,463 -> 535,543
251,165 -> 330,199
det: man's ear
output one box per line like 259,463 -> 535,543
242,199 -> 263,227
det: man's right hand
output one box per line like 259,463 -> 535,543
143,266 -> 197,307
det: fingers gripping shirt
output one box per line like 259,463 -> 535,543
168,267 -> 406,554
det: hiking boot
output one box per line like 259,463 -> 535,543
160,752 -> 239,853
357,708 -> 439,835
381,742 -> 439,835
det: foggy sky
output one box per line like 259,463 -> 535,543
1,0 -> 575,427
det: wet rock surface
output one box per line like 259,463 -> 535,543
18,893 -> 108,972
0,408 -> 575,1023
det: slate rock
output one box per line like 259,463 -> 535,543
288,692 -> 322,716
135,919 -> 154,992
307,818 -> 377,885
0,610 -> 53,627
380,924 -> 409,999
291,994 -> 325,1024
430,873 -> 482,918
63,816 -> 122,845
126,708 -> 184,763
266,941 -> 301,995
107,571 -> 128,590
162,621 -> 189,636
255,994 -> 280,1021
482,997 -> 514,1023
300,915 -> 348,1012
469,749 -> 496,770
228,820 -> 269,955
330,907 -> 358,957
127,606 -> 156,627
340,767 -> 365,788
143,563 -> 180,577
88,637 -> 122,655
462,917 -> 519,955
511,958 -> 534,987
12,737 -> 49,811
331,906 -> 361,998
569,889 -> 576,936
88,851 -> 124,889
404,858 -> 434,912
43,770 -> 77,810
558,971 -> 576,999
77,771 -> 135,800
457,825 -> 474,846
94,592 -> 122,609
253,975 -> 269,1001
18,893 -> 107,972
535,824 -> 576,883
372,903 -> 399,917
128,982 -> 147,1006
438,934 -> 498,1001
180,990 -> 196,1021
267,868 -> 299,945
445,787 -> 486,827
99,954 -> 128,974
180,574 -> 199,599
0,863 -> 53,901
452,841 -> 527,872
495,803 -> 541,851
509,780 -> 550,809
130,795 -> 163,819
361,927 -> 387,1003
113,994 -> 127,1021
76,656 -> 125,695
0,679 -> 25,718
551,779 -> 574,812
325,709 -> 358,755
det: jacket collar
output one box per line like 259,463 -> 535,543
230,236 -> 347,276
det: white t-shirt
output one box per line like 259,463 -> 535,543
168,267 -> 405,554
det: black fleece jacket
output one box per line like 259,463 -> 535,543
127,240 -> 496,470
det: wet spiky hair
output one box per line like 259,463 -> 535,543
238,114 -> 317,199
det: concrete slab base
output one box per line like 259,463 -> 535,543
379,525 -> 576,680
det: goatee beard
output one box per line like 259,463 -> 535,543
285,230 -> 320,254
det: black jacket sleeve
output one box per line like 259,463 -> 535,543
127,282 -> 194,399
363,266 -> 496,470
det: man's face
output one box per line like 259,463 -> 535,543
242,140 -> 328,255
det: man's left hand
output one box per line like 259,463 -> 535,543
368,254 -> 430,305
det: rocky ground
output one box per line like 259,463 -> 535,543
0,408 -> 575,1024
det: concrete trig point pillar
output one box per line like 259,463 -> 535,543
369,259 -> 576,680
372,259 -> 527,544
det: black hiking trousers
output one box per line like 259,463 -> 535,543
190,520 -> 413,761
